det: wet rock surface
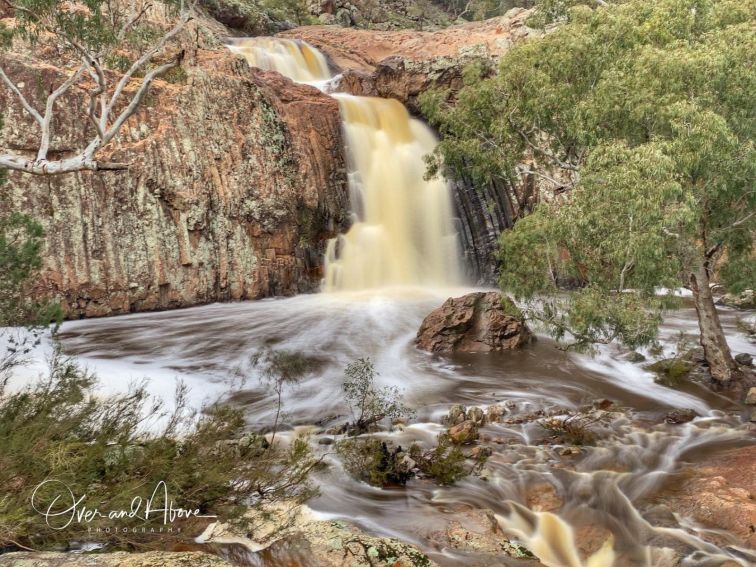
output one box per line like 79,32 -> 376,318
658,445 -> 756,549
281,9 -> 536,112
448,419 -> 479,444
416,291 -> 532,354
716,289 -> 755,310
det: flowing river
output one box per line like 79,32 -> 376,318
30,38 -> 756,567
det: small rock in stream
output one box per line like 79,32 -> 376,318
744,387 -> 756,405
448,420 -> 479,445
625,351 -> 647,363
444,404 -> 467,425
664,408 -> 697,424
592,398 -> 614,410
735,353 -> 753,367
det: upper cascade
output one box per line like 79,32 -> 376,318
228,37 -> 463,293
227,37 -> 332,84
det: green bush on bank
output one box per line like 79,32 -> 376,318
0,349 -> 320,550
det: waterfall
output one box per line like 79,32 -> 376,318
230,38 -> 463,292
227,38 -> 331,84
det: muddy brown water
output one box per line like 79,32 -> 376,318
53,288 -> 756,566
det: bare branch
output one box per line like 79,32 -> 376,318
0,63 -> 43,125
518,168 -> 569,191
0,151 -> 129,175
662,227 -> 680,239
37,64 -> 87,160
82,57 -> 108,141
117,2 -> 153,41
728,211 -> 754,229
507,116 -> 581,173
103,54 -> 182,144
108,12 -> 191,114
0,2 -> 195,176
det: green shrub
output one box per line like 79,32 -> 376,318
336,437 -> 414,487
409,433 -> 469,485
0,214 -> 61,328
538,412 -> 609,445
0,348 -> 320,550
342,358 -> 412,435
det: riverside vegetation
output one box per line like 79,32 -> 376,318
0,157 -> 322,549
0,209 -> 472,552
422,0 -> 755,385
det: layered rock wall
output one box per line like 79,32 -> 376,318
1,49 -> 348,318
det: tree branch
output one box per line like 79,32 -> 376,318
518,168 -> 569,191
103,54 -> 182,144
107,11 -> 191,114
0,152 -> 129,175
508,116 -> 581,173
728,211 -> 754,229
0,63 -> 43,125
117,1 -> 153,41
37,64 -> 87,161
82,57 -> 108,141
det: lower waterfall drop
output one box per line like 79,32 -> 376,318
229,38 -> 463,292
323,95 -> 462,292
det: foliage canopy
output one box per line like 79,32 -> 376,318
423,0 -> 755,368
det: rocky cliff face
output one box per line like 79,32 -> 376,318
283,8 -> 534,113
1,45 -> 348,318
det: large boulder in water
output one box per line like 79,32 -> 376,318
416,292 -> 532,354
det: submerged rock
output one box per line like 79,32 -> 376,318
744,387 -> 756,405
416,291 -> 532,354
664,408 -> 697,424
716,289 -> 755,310
624,351 -> 646,363
428,507 -> 539,561
645,358 -> 694,386
659,445 -> 756,548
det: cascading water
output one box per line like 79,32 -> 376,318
324,94 -> 462,291
227,38 -> 331,84
230,37 -> 463,292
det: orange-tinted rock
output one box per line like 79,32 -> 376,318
416,291 -> 532,354
660,445 -> 756,548
448,420 -> 479,445
1,45 -> 349,318
280,9 -> 538,112
525,482 -> 563,513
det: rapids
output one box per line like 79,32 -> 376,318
49,291 -> 756,566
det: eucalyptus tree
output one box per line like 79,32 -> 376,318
422,0 -> 755,383
0,0 -> 195,175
